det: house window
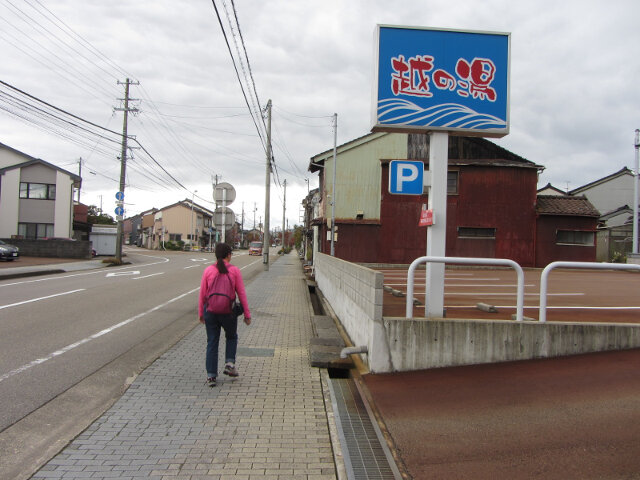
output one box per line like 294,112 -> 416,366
422,170 -> 459,194
18,223 -> 54,239
556,230 -> 594,246
458,227 -> 496,238
19,182 -> 56,200
169,234 -> 182,242
447,171 -> 458,194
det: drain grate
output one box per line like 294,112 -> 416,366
328,377 -> 401,480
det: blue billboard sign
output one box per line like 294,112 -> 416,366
372,25 -> 510,137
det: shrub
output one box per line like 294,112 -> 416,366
163,241 -> 182,251
611,251 -> 627,263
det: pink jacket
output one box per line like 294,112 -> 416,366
198,262 -> 251,319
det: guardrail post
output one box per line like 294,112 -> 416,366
406,256 -> 524,321
539,261 -> 640,323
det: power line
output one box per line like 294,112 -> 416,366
27,0 -> 132,80
0,79 -> 123,138
209,0 -> 267,153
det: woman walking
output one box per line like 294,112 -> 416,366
198,243 -> 251,387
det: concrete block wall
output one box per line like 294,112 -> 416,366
314,253 -> 392,372
1,239 -> 92,259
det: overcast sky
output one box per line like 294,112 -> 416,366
1,0 -> 639,230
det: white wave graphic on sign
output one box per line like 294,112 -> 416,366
377,98 -> 507,130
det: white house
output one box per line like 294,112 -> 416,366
569,167 -> 635,222
0,142 -> 80,239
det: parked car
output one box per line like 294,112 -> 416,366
0,240 -> 19,261
249,242 -> 263,256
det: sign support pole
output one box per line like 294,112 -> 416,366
425,132 -> 449,318
633,129 -> 639,254
222,189 -> 227,244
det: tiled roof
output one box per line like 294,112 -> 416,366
536,195 -> 600,217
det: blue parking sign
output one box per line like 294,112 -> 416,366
389,160 -> 424,195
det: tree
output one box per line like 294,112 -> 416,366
87,205 -> 116,225
293,225 -> 304,250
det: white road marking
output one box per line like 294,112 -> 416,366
451,305 -> 640,311
385,283 -> 534,288
0,289 -> 85,310
443,292 -> 584,296
0,286 -> 199,383
133,272 -> 164,280
106,270 -> 140,277
0,256 -> 170,287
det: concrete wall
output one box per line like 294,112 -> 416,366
315,253 -> 640,373
384,318 -> 640,371
0,169 -> 20,237
2,239 -> 92,258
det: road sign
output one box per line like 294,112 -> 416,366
115,206 -> 124,216
389,160 -> 424,195
115,191 -> 124,201
419,208 -> 434,226
213,207 -> 235,229
214,182 -> 236,205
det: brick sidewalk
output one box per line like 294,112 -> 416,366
33,255 -> 337,480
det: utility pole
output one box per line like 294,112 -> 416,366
282,179 -> 287,248
241,201 -> 245,245
330,112 -> 337,256
212,174 -> 220,244
114,78 -> 138,263
263,99 -> 272,270
634,129 -> 640,254
77,157 -> 82,203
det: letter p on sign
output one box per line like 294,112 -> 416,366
389,160 -> 424,195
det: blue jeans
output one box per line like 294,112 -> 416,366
204,311 -> 238,378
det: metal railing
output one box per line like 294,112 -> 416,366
406,256 -> 525,321
539,261 -> 640,323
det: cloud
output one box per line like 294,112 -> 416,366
0,0 -> 639,228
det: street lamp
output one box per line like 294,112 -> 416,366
190,190 -> 197,250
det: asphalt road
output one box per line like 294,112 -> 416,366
0,247 -> 269,477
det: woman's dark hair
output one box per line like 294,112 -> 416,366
215,243 -> 232,273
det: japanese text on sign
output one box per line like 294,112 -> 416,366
391,55 -> 497,102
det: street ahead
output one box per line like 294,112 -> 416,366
0,248 -> 265,433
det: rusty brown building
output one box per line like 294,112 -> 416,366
307,132 -> 599,267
